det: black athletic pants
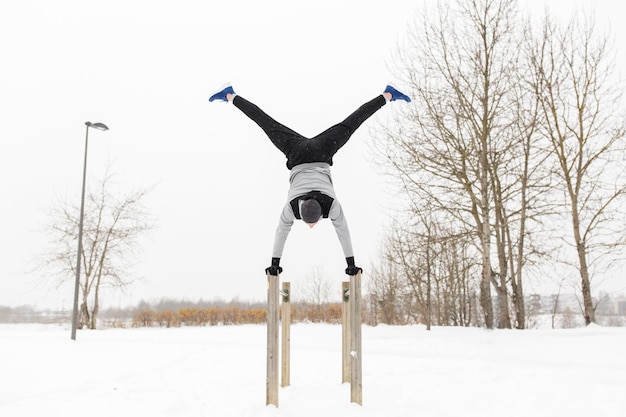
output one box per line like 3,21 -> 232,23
233,94 -> 387,169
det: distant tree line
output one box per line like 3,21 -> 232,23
2,292 -> 624,328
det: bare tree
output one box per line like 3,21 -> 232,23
295,267 -> 332,322
41,171 -> 155,329
488,52 -> 555,329
298,267 -> 331,305
368,247 -> 407,325
376,0 -> 528,328
527,11 -> 626,325
371,208 -> 480,327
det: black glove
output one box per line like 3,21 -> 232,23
265,257 -> 283,276
345,256 -> 362,276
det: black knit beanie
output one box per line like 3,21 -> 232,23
300,199 -> 322,224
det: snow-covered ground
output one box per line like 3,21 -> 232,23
1,323 -> 624,417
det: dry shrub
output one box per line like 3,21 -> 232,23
132,306 -> 268,327
132,310 -> 156,327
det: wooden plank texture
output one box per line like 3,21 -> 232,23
349,272 -> 362,405
266,274 -> 279,406
342,281 -> 351,384
281,282 -> 291,388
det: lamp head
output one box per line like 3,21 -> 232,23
85,121 -> 109,131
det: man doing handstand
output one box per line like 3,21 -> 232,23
209,83 -> 411,276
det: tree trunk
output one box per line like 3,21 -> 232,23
90,241 -> 109,330
80,301 -> 90,330
512,177 -> 528,329
513,277 -> 525,329
493,196 -> 511,329
480,180 -> 494,328
573,221 -> 595,325
497,277 -> 511,329
480,253 -> 494,328
90,292 -> 99,329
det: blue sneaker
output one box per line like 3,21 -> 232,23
209,84 -> 235,102
384,85 -> 411,102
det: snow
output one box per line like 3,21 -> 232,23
1,323 -> 625,417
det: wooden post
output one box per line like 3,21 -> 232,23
341,281 -> 350,383
349,271 -> 362,405
281,282 -> 291,387
266,274 -> 279,407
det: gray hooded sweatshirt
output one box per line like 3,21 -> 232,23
272,162 -> 353,259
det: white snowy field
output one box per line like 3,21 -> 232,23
1,323 -> 624,417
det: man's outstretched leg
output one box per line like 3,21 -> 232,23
209,84 -> 304,157
334,84 -> 411,136
313,84 -> 411,156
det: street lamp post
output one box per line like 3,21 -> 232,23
71,121 -> 109,340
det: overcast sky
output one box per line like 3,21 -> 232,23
1,0 -> 623,310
